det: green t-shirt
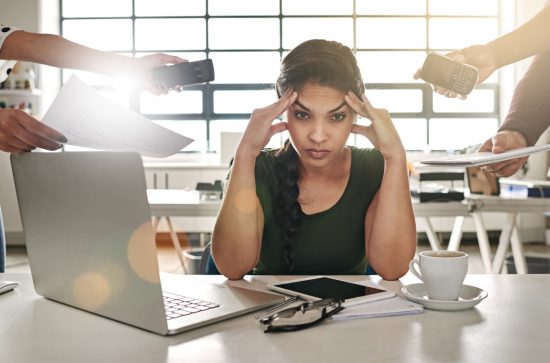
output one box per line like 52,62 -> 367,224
253,147 -> 384,275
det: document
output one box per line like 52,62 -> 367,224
421,143 -> 550,167
332,296 -> 423,321
41,76 -> 193,158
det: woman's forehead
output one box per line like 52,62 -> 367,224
293,83 -> 348,111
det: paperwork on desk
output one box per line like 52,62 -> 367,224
41,76 -> 193,158
333,296 -> 423,321
421,143 -> 550,168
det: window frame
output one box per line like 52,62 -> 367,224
59,0 -> 501,153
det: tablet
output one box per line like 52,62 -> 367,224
267,276 -> 395,307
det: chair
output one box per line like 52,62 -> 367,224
198,241 -> 220,275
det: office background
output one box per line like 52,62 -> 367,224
0,0 -> 548,245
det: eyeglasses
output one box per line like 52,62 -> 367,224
258,298 -> 344,333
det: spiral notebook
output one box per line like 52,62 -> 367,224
332,296 -> 423,321
421,144 -> 550,167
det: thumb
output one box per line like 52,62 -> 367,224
491,134 -> 509,154
478,138 -> 493,153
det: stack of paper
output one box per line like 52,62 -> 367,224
332,296 -> 423,321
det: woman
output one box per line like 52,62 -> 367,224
212,39 -> 416,280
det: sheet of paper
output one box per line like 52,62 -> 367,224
420,143 -> 550,167
41,76 -> 193,158
332,296 -> 423,321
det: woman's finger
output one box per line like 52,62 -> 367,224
344,92 -> 363,114
269,121 -> 288,138
351,124 -> 377,146
273,90 -> 298,115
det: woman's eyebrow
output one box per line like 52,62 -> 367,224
294,101 -> 311,112
329,101 -> 347,113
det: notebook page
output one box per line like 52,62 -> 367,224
420,144 -> 550,167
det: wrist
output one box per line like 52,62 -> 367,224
384,151 -> 406,165
234,145 -> 260,164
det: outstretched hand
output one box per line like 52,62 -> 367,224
129,53 -> 188,95
0,108 -> 66,153
237,90 -> 298,158
344,92 -> 404,161
478,130 -> 528,177
413,45 -> 498,99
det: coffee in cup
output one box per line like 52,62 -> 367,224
409,250 -> 468,301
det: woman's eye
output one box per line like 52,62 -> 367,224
332,113 -> 346,121
295,111 -> 309,120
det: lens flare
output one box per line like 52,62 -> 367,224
73,272 -> 111,311
127,222 -> 161,284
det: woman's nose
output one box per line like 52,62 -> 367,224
308,120 -> 328,143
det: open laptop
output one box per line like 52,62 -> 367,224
11,151 -> 283,335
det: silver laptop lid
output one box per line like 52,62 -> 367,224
11,152 -> 168,334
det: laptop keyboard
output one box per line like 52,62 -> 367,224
163,292 -> 220,320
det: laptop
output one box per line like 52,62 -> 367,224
11,151 -> 283,335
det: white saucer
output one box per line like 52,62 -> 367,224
401,283 -> 488,311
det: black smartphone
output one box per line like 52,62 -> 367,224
420,52 -> 479,96
152,59 -> 215,89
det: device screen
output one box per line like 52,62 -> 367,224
421,53 -> 457,86
274,277 -> 386,300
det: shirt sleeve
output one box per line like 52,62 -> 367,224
0,25 -> 20,82
499,50 -> 550,146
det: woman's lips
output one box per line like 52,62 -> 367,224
306,149 -> 330,159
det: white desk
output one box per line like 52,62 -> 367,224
147,189 -> 547,274
1,272 -> 549,363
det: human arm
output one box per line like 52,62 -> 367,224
0,30 -> 186,94
211,90 -> 298,280
414,3 -> 550,99
477,131 -> 528,177
487,2 -> 550,69
477,49 -> 550,177
345,92 -> 416,280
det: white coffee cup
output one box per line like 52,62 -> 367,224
409,250 -> 468,301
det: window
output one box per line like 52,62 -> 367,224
60,0 -> 500,154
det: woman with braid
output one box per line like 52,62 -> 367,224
211,39 -> 416,280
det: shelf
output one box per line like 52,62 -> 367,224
0,89 -> 42,96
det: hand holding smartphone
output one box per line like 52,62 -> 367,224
153,59 -> 215,90
419,52 -> 479,96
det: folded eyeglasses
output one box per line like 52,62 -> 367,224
258,298 -> 344,333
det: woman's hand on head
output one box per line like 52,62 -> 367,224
236,90 -> 298,158
345,92 -> 405,161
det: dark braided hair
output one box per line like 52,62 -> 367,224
274,39 -> 365,272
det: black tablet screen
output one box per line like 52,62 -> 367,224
275,277 -> 386,300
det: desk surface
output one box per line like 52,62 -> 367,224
148,189 -> 550,217
1,272 -> 549,363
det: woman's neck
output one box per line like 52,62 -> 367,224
298,147 -> 350,181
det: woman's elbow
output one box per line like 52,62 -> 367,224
221,270 -> 247,281
377,266 -> 408,281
